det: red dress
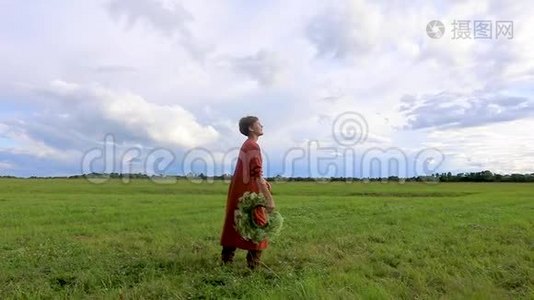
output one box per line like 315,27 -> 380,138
220,138 -> 269,250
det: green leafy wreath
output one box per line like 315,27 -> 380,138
234,192 -> 284,244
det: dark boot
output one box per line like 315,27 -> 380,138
246,250 -> 262,270
221,246 -> 236,264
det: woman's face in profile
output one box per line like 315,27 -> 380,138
250,121 -> 264,136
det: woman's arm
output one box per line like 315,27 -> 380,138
256,177 -> 275,212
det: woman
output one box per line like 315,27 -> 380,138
219,116 -> 276,269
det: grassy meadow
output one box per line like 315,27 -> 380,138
0,178 -> 533,299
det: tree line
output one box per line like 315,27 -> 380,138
2,170 -> 533,182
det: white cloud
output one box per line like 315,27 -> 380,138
107,0 -> 193,36
305,0 -> 383,60
0,120 -> 80,165
40,80 -> 220,149
400,91 -> 534,129
107,0 -> 216,62
0,161 -> 14,170
224,50 -> 285,86
423,118 -> 534,174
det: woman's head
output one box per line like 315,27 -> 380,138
239,116 -> 263,137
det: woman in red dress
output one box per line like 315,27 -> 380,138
220,116 -> 276,269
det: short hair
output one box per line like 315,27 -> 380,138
239,116 -> 259,136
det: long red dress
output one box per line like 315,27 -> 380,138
220,138 -> 268,250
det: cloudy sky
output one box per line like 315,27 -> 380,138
1,0 -> 533,178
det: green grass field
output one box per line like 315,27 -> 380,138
0,179 -> 533,299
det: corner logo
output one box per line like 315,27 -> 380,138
426,20 -> 445,39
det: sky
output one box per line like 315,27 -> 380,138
0,0 -> 533,178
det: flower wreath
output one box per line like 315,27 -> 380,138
234,192 -> 283,243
